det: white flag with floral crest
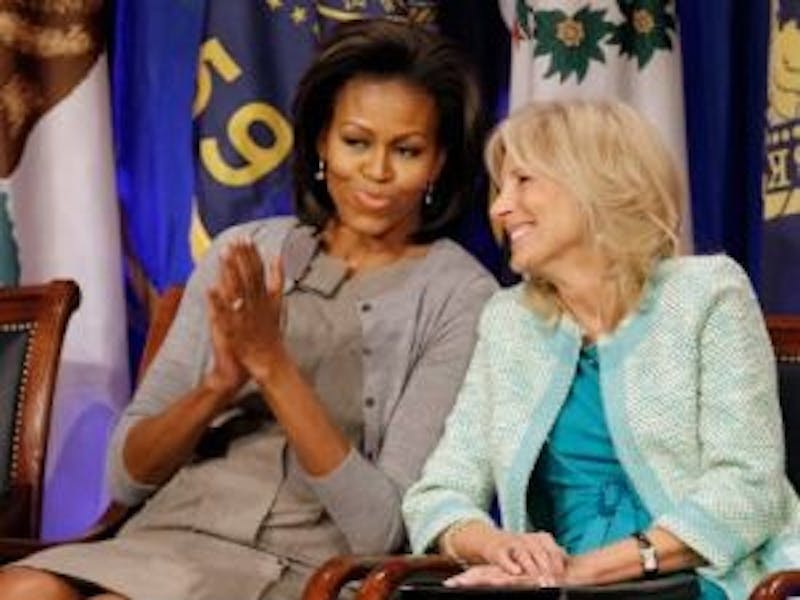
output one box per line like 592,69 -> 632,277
498,0 -> 691,249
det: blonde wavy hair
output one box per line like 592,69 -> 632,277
485,99 -> 684,319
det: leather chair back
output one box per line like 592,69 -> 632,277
0,280 -> 80,538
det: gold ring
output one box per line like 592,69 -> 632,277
230,297 -> 244,312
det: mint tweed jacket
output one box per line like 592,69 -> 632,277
403,255 -> 800,599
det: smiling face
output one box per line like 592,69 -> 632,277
490,156 -> 591,278
317,76 -> 445,245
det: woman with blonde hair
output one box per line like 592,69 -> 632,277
403,99 -> 800,599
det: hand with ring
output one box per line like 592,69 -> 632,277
207,238 -> 285,385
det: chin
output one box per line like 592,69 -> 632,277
342,212 -> 417,240
508,251 -> 533,274
507,259 -> 525,275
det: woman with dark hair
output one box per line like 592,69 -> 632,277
0,19 -> 496,600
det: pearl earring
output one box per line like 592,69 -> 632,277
314,158 -> 325,181
424,181 -> 434,207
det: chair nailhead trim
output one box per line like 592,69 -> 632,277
778,355 -> 800,363
3,321 -> 36,479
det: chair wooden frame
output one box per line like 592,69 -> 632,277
0,283 -> 183,561
0,280 -> 80,541
766,315 -> 800,360
303,315 -> 800,600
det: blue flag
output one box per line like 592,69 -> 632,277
190,1 -> 320,257
113,0 -> 204,291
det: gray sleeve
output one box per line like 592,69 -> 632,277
106,219 -> 295,505
105,235 -> 221,505
305,270 -> 498,553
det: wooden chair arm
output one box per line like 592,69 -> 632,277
749,570 -> 800,600
303,554 -> 462,600
303,555 -> 397,600
0,502 -> 129,562
355,555 -> 463,600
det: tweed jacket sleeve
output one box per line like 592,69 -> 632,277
402,295 -> 505,554
653,257 -> 787,575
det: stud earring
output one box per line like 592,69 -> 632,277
314,158 -> 326,181
424,181 -> 434,207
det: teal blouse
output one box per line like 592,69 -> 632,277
529,346 -> 726,599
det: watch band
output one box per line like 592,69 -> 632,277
633,531 -> 659,579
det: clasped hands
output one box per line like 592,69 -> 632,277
445,528 -> 573,589
204,239 -> 285,402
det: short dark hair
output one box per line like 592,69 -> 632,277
292,18 -> 483,243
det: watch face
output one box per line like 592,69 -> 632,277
642,546 -> 659,572
634,532 -> 659,575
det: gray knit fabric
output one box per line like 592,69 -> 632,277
17,217 -> 497,600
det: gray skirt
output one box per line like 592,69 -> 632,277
15,528 -> 291,600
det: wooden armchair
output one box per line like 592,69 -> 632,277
0,280 -> 81,554
303,315 -> 800,600
0,283 -> 184,561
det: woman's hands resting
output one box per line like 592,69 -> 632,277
443,523 -> 704,589
442,522 -> 569,588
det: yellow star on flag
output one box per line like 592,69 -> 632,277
291,5 -> 308,24
266,0 -> 283,10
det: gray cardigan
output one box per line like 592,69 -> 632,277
107,216 -> 497,553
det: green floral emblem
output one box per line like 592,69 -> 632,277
531,6 -> 615,82
609,0 -> 676,67
517,1 -> 678,82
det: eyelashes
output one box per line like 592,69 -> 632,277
340,136 -> 425,158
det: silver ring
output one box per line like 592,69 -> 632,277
230,297 -> 244,312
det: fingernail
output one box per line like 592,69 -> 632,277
443,578 -> 457,587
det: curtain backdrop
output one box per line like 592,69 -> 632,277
678,0 -> 769,285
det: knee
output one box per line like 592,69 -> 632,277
0,567 -> 80,600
